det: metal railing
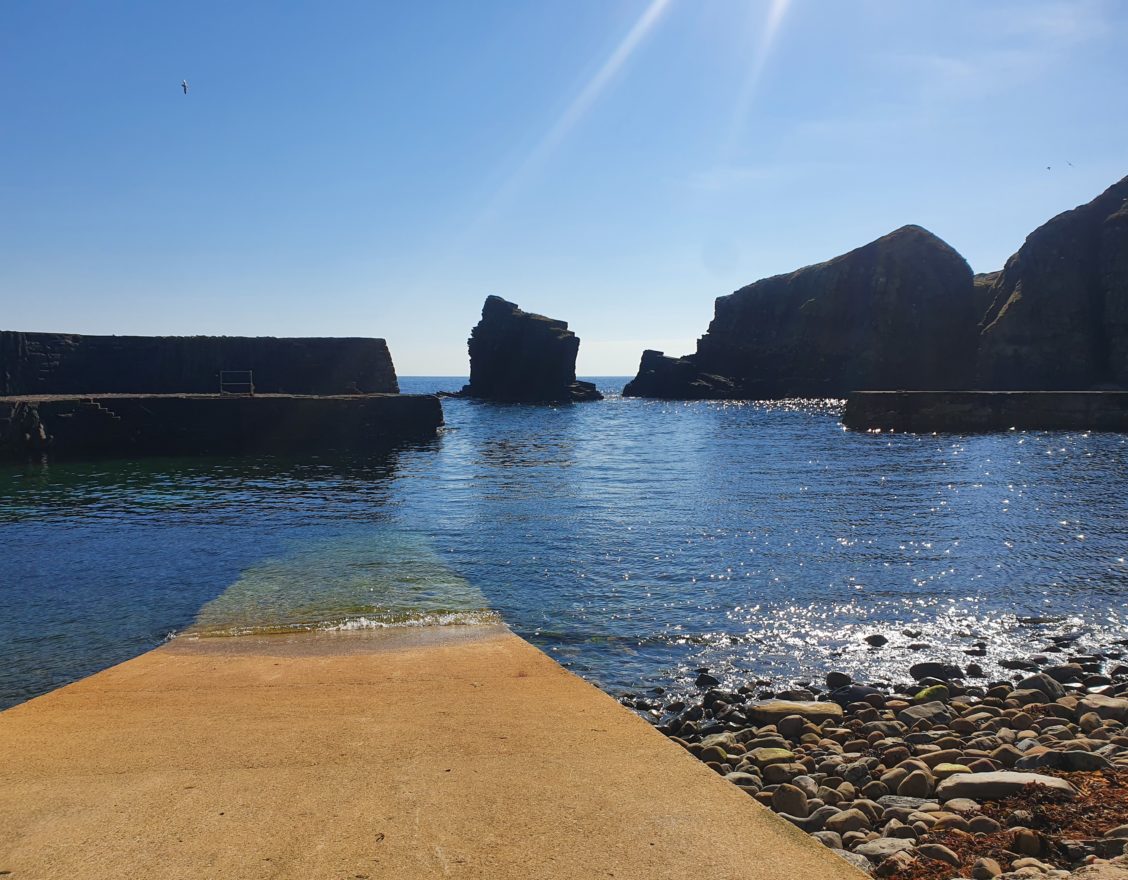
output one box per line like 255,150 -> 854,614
219,370 -> 255,396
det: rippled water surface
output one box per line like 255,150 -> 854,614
1,377 -> 1126,709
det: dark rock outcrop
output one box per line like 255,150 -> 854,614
625,175 -> 1128,399
459,296 -> 602,402
978,175 -> 1128,389
624,226 -> 977,399
0,332 -> 399,396
621,350 -> 736,400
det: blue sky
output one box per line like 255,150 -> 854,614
3,1 -> 1126,375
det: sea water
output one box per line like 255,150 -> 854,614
1,377 -> 1126,709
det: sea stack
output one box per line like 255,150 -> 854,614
459,296 -> 602,403
624,225 -> 977,399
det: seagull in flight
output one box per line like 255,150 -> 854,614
181,80 -> 189,95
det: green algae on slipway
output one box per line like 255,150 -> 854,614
186,530 -> 497,637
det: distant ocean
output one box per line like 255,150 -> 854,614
1,377 -> 1125,709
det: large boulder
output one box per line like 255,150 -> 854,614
934,771 -> 1078,801
623,225 -> 977,399
978,175 -> 1128,389
1016,672 -> 1067,700
458,296 -> 602,403
909,661 -> 964,681
1079,694 -> 1128,722
745,700 -> 844,725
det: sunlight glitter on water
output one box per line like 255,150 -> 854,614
1,378 -> 1126,710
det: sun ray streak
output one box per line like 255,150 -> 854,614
721,0 -> 794,158
472,0 -> 673,229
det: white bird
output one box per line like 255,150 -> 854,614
181,80 -> 189,95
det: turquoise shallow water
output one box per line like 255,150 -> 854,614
1,377 -> 1126,709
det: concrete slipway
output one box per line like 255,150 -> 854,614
0,624 -> 863,879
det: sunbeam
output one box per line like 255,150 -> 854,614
721,0 -> 794,157
473,0 -> 673,228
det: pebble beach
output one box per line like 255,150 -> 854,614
637,642 -> 1128,879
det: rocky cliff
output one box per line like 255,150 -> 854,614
625,226 -> 977,399
459,296 -> 602,402
0,332 -> 399,396
977,175 -> 1128,389
625,175 -> 1128,399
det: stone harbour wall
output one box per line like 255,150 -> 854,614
0,332 -> 400,396
0,394 -> 442,460
842,391 -> 1128,433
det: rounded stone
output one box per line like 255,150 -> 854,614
824,808 -> 871,834
772,784 -> 809,818
971,857 -> 1003,879
931,812 -> 972,832
909,662 -> 964,682
854,837 -> 916,862
840,830 -> 870,849
1012,858 -> 1051,871
763,762 -> 807,785
723,771 -> 761,791
748,747 -> 796,767
969,815 -> 1002,834
777,714 -> 807,740
1012,828 -> 1047,856
915,843 -> 961,867
790,775 -> 819,797
885,823 -> 918,840
915,684 -> 951,703
933,763 -> 973,779
897,769 -> 935,798
943,797 -> 981,814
